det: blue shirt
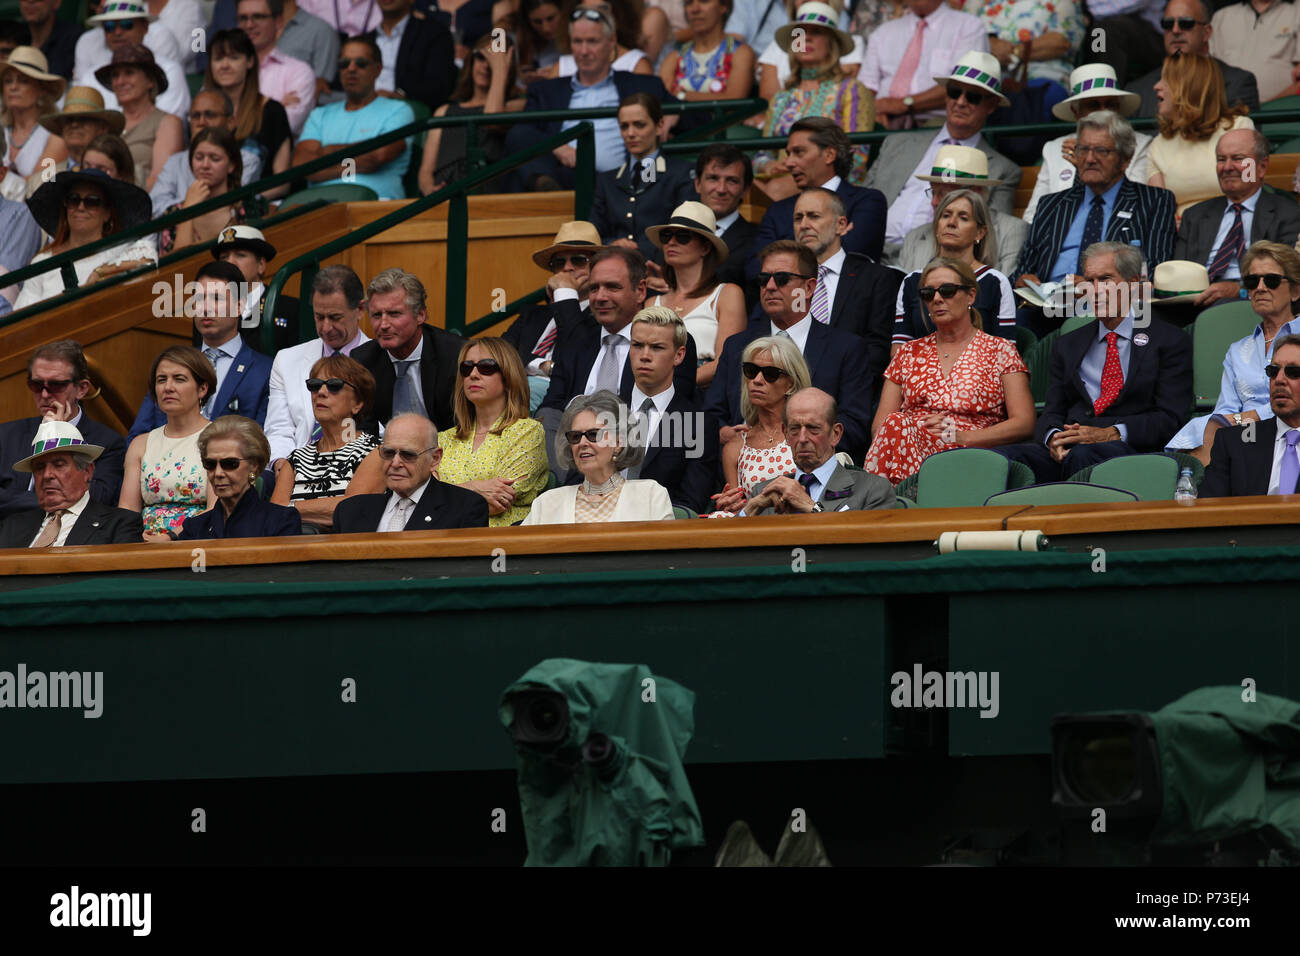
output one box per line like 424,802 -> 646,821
562,72 -> 623,173
1204,191 -> 1260,280
0,196 -> 43,314
300,96 -> 415,200
1050,179 -> 1124,282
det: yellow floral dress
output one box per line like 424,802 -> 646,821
437,416 -> 548,527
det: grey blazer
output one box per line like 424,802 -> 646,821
750,462 -> 896,514
899,207 -> 1029,277
1174,190 -> 1300,269
864,129 -> 1021,214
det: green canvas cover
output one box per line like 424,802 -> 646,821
499,658 -> 704,866
1150,686 -> 1300,850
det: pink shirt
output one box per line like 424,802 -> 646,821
259,47 -> 317,137
298,0 -> 382,37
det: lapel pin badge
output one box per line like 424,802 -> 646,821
423,515 -> 431,522
1134,332 -> 1149,346
236,364 -> 245,373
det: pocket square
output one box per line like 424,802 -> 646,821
822,488 -> 852,501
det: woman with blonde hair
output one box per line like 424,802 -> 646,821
866,257 -> 1033,483
709,334 -> 812,514
1,47 -> 67,191
438,336 -> 549,526
1148,53 -> 1254,217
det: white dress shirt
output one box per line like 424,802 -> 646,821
378,478 -> 430,531
771,314 -> 812,354
375,14 -> 409,93
886,126 -> 982,244
583,325 -> 631,395
388,335 -> 427,416
28,491 -> 90,548
1269,419 -> 1299,495
816,247 -> 846,315
629,383 -> 675,449
715,210 -> 740,235
859,5 -> 989,123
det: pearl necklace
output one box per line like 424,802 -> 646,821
581,473 -> 624,495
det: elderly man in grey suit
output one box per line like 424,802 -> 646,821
744,388 -> 895,514
896,144 -> 1028,277
864,51 -> 1020,267
1174,129 -> 1300,309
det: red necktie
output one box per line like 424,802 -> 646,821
1093,331 -> 1123,415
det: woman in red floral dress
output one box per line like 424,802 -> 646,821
865,258 -> 1035,484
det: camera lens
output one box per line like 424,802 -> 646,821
508,690 -> 570,748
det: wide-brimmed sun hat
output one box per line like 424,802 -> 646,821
775,2 -> 854,58
1,46 -> 67,100
531,220 -> 603,270
87,0 -> 158,24
1151,260 -> 1209,305
933,51 -> 1010,108
1052,64 -> 1141,121
38,85 -> 125,136
13,420 -> 104,473
93,43 -> 168,95
26,167 -> 153,236
645,201 -> 729,259
913,144 -> 1005,186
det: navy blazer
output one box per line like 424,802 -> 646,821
128,341 -> 273,445
748,181 -> 888,278
1200,418 -> 1297,498
589,156 -> 697,261
351,324 -> 464,432
1035,317 -> 1193,451
539,315 -> 698,412
1013,179 -> 1176,285
365,10 -> 457,109
177,491 -> 301,539
506,72 -> 668,149
503,297 -> 587,367
0,499 -> 142,548
333,480 -> 489,532
1175,191 -> 1300,269
0,413 -> 127,519
704,317 -> 875,459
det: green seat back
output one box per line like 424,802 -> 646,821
984,482 -> 1139,506
1025,328 -> 1060,403
1257,93 -> 1300,113
915,448 -> 1011,508
279,184 -> 380,209
725,124 -> 762,140
1191,300 -> 1261,409
187,72 -> 205,97
1076,454 -> 1179,501
1060,312 -> 1092,335
672,505 -> 698,519
1013,324 -> 1037,358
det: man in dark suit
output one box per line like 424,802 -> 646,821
997,242 -> 1194,482
0,340 -> 126,519
538,247 -> 697,469
333,414 -> 488,532
351,268 -> 463,433
1201,335 -> 1300,497
504,222 -> 600,411
504,8 -> 668,191
744,388 -> 895,514
1014,110 -> 1176,335
368,0 -> 456,110
750,118 -> 887,276
692,144 -> 758,292
708,240 -> 876,461
1174,129 -> 1300,308
128,262 -> 273,444
794,187 -> 900,416
0,420 -> 141,548
1127,0 -> 1260,116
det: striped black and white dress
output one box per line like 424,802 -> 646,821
286,433 -> 381,500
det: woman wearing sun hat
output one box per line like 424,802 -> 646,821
754,1 -> 874,197
1,47 -> 68,193
24,85 -> 124,197
1023,63 -> 1152,224
94,42 -> 182,191
13,167 -> 156,311
646,200 -> 746,387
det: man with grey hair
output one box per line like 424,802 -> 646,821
350,268 -> 462,432
1127,0 -> 1260,115
0,420 -> 141,547
1175,128 -> 1300,307
1013,110 -> 1176,336
332,413 -> 488,532
996,241 -> 1193,483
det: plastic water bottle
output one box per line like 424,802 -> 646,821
1174,467 -> 1197,505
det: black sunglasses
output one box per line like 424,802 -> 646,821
918,283 -> 971,301
102,19 -> 139,32
947,84 -> 985,105
379,445 -> 436,463
570,8 -> 606,21
659,228 -> 701,246
755,271 -> 811,287
339,57 -> 372,70
306,377 -> 353,393
548,253 -> 590,271
1244,273 -> 1286,290
1160,16 -> 1204,30
27,377 -> 75,393
201,456 -> 250,471
65,192 -> 106,209
459,359 -> 501,377
564,428 -> 607,444
1265,363 -> 1300,380
742,362 -> 786,384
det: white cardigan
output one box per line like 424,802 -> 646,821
522,480 -> 675,525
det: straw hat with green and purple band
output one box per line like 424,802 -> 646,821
932,52 -> 1009,107
13,421 -> 104,473
1150,261 -> 1209,305
775,2 -> 855,57
1052,64 -> 1141,121
914,145 -> 1005,186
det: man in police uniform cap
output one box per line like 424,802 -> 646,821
211,225 -> 299,349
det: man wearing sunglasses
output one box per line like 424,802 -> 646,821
263,265 -> 370,463
706,240 -> 874,461
332,413 -> 489,532
362,0 -> 455,109
864,51 -> 1019,262
1202,335 -> 1300,496
73,0 -> 191,120
1126,0 -> 1260,116
504,222 -> 600,412
0,340 -> 127,519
